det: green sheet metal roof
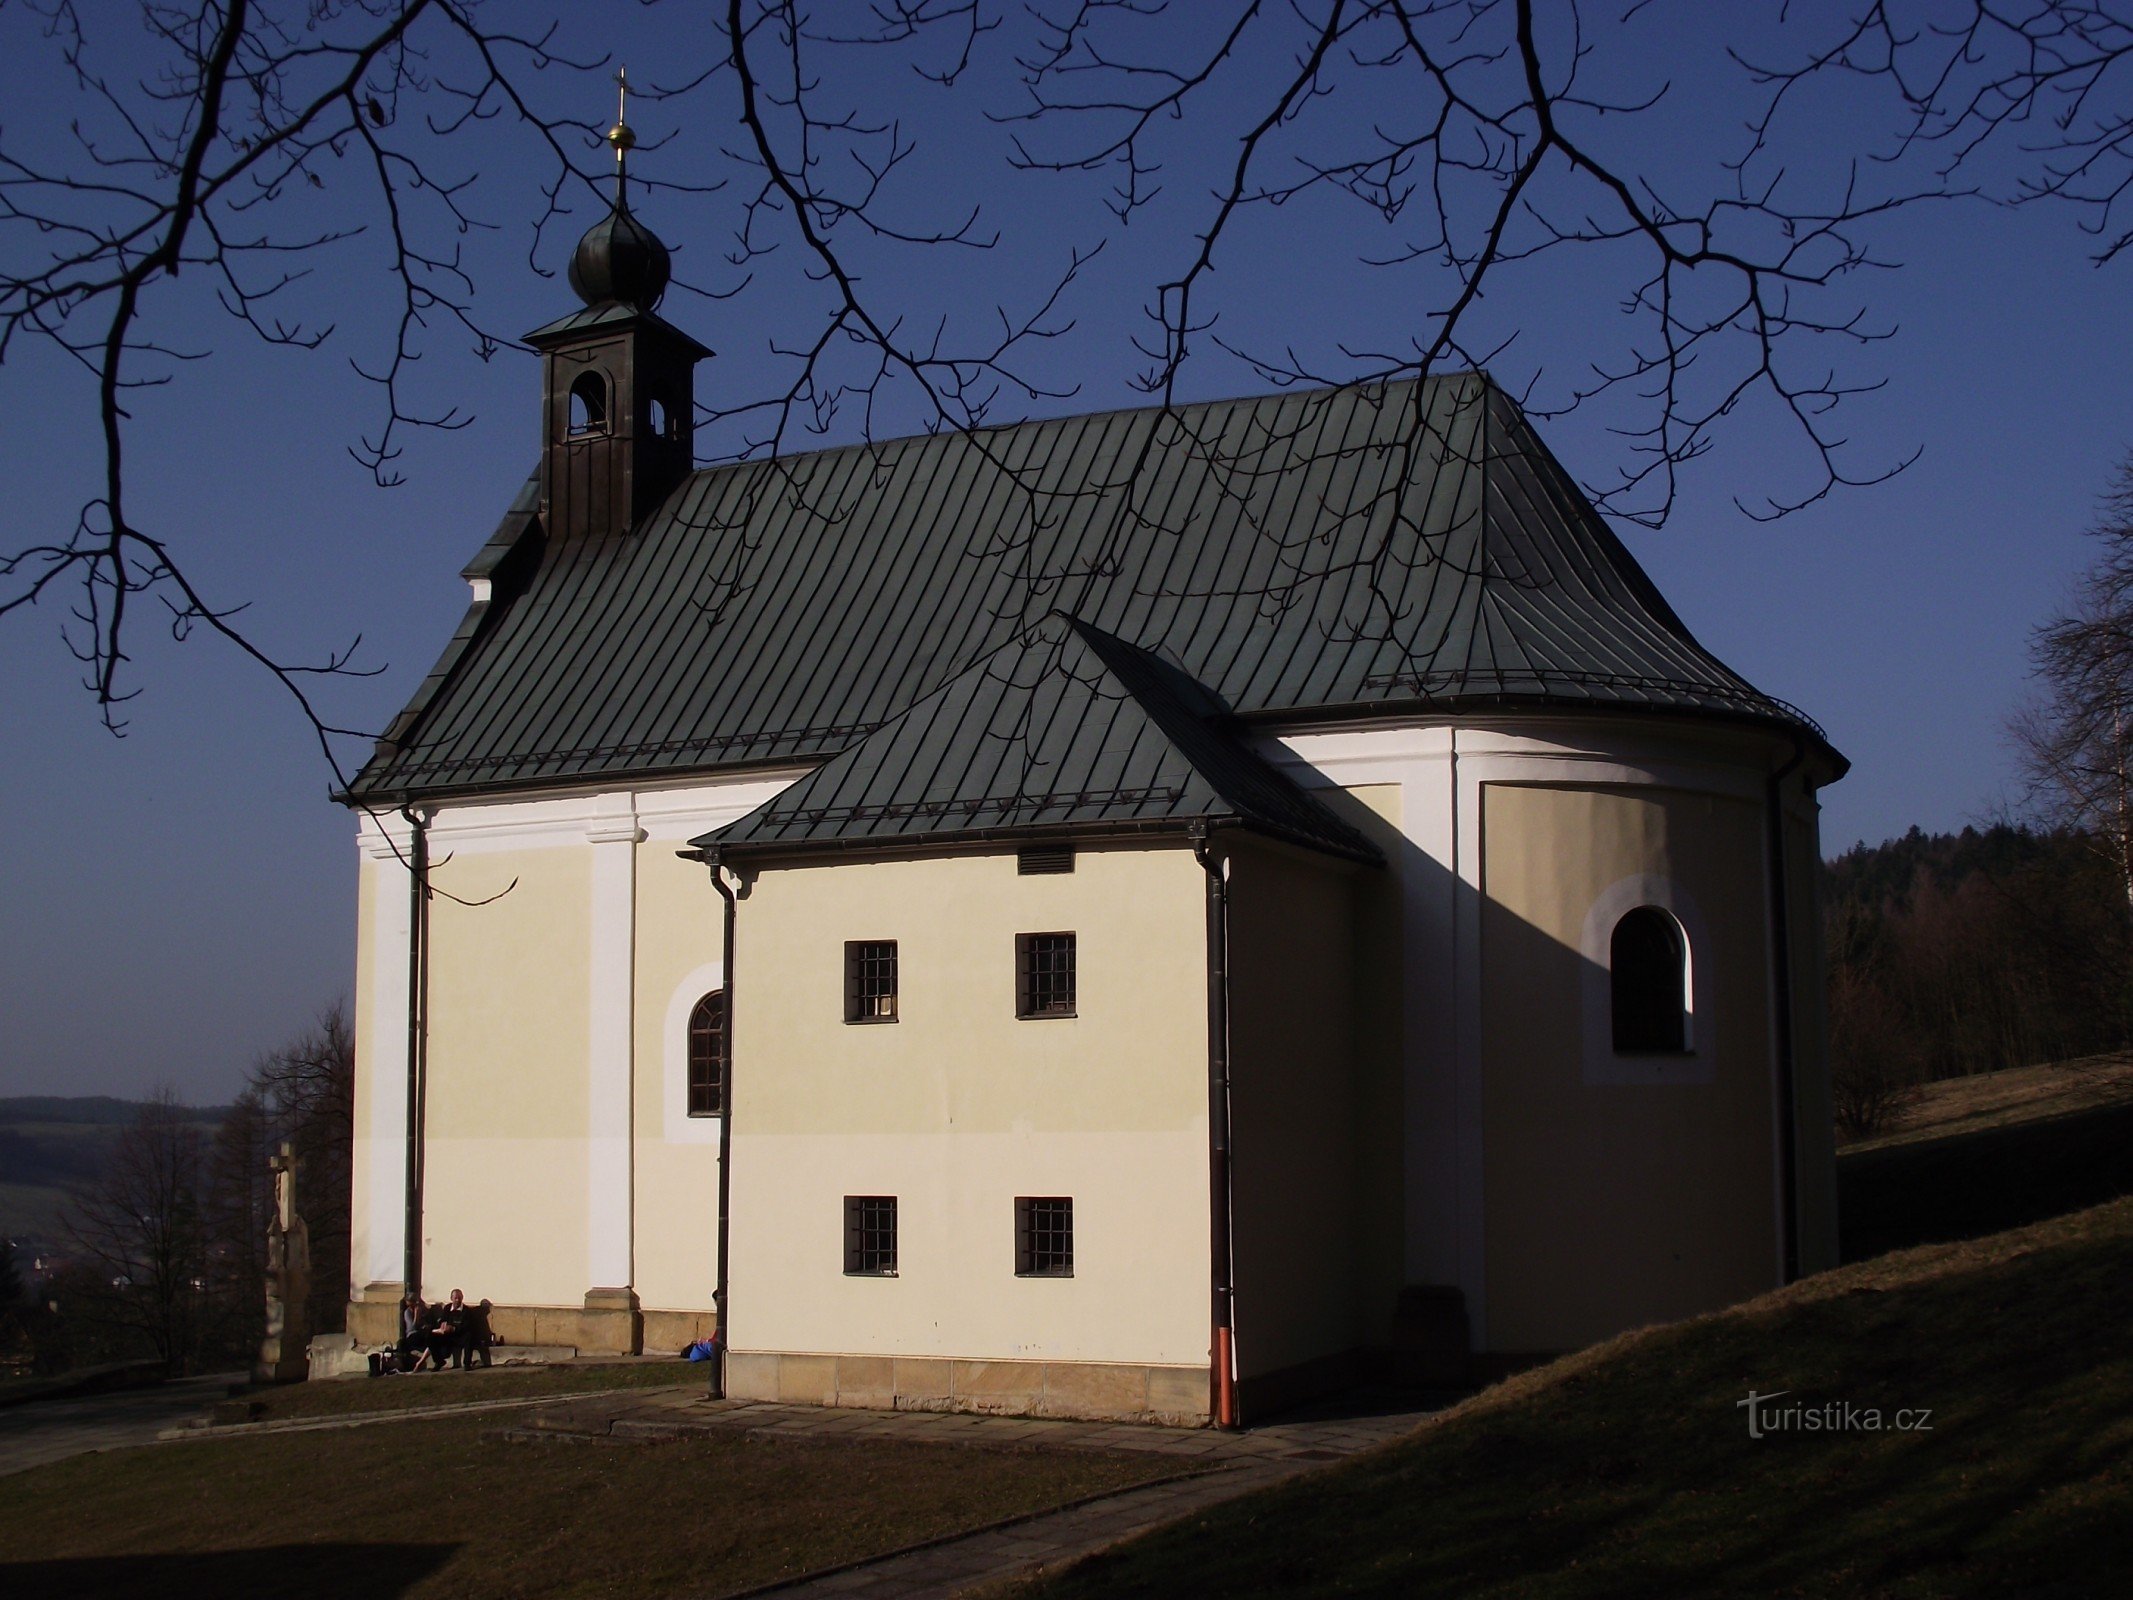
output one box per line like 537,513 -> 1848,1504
348,374 -> 1834,806
698,613 -> 1382,861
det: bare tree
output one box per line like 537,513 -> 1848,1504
2014,454 -> 2133,916
202,1086 -> 272,1364
61,1088 -> 210,1372
6,3 -> 2133,764
249,1002 -> 355,1336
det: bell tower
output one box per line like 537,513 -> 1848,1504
524,70 -> 709,544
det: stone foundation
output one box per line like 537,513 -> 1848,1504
347,1286 -> 711,1359
724,1351 -> 1210,1426
643,1307 -> 720,1354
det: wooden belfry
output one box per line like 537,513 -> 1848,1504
526,67 -> 709,545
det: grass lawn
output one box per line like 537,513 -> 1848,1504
228,1359 -> 701,1422
1020,1196 -> 2133,1600
1838,1054 -> 2133,1262
0,1409 -> 1188,1599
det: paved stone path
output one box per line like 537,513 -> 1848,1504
510,1389 -> 1449,1598
0,1373 -> 239,1478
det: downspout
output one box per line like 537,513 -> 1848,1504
399,805 -> 432,1299
1189,821 -> 1239,1429
688,846 -> 738,1402
1765,736 -> 1807,1283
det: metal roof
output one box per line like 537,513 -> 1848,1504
348,374 -> 1835,805
699,613 -> 1382,862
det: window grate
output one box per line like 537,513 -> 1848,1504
1017,846 -> 1075,875
686,991 -> 725,1116
845,940 -> 899,1022
1016,1197 -> 1074,1277
1016,932 -> 1076,1018
845,1195 -> 898,1275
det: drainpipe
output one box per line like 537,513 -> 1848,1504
1765,736 -> 1807,1283
399,805 -> 433,1299
1189,821 -> 1239,1429
690,846 -> 738,1401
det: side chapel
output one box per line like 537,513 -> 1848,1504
340,106 -> 1843,1426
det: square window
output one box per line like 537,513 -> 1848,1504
844,1196 -> 898,1275
845,940 -> 898,1023
1015,1197 -> 1074,1277
1016,932 -> 1076,1018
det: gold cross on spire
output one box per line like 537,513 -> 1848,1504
606,65 -> 637,197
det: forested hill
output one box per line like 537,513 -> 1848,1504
1824,824 -> 2131,1098
0,1096 -> 228,1127
1825,824 -> 2108,914
0,1098 -> 228,1240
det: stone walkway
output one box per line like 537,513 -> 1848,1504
0,1373 -> 240,1478
508,1389 -> 1449,1597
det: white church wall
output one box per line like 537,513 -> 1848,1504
421,841 -> 593,1309
1269,715 -> 1818,1353
1478,781 -> 1778,1352
726,844 -> 1211,1371
347,771 -> 799,1342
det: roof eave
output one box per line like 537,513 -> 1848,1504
1245,691 -> 1849,785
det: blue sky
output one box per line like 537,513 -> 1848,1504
4,4 -> 2130,1102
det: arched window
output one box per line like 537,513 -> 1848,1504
568,371 -> 608,436
687,991 -> 725,1116
647,394 -> 670,441
1610,906 -> 1688,1053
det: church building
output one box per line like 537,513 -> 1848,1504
340,128 -> 1844,1426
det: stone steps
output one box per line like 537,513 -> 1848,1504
304,1331 -> 581,1380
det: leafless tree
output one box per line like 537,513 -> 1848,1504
2014,454 -> 2133,915
248,1002 -> 355,1335
61,1088 -> 210,1372
6,3 -> 2133,767
201,1085 -> 272,1363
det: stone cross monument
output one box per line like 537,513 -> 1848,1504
255,1141 -> 312,1384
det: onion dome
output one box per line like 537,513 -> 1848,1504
567,198 -> 671,310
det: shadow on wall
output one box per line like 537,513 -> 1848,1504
1840,1101 -> 2133,1264
0,1544 -> 458,1599
1283,778 -> 1791,1364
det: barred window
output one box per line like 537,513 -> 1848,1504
1015,1197 -> 1074,1277
1611,907 -> 1689,1053
686,991 -> 725,1116
845,940 -> 898,1023
1016,932 -> 1076,1018
844,1196 -> 898,1276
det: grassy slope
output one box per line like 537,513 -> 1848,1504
1024,1197 -> 2133,1600
0,1413 -> 1186,1600
1838,1054 -> 2133,1263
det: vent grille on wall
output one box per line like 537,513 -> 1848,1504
1018,846 -> 1075,875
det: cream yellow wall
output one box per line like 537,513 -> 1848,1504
633,838 -> 725,1316
729,844 -> 1211,1366
1225,838 -> 1361,1380
419,845 -> 592,1306
1480,783 -> 1779,1352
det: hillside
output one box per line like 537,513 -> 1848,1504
1837,1052 -> 2133,1263
0,1098 -> 228,1243
1023,1194 -> 2133,1598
